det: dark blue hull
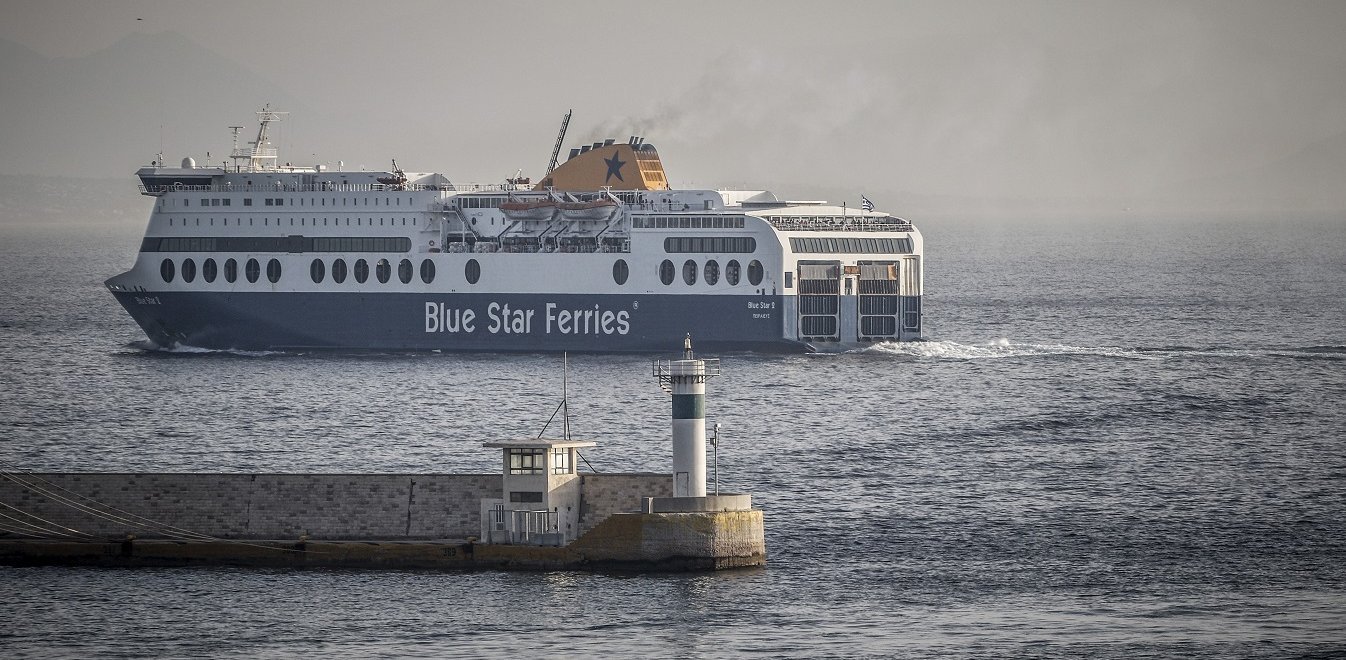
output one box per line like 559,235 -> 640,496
110,290 -> 807,353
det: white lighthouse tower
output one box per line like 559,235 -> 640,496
654,335 -> 721,497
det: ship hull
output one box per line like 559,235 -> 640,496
109,289 -> 809,353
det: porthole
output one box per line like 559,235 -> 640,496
682,259 -> 697,285
659,259 -> 674,285
726,260 -> 741,286
398,258 -> 413,284
354,259 -> 369,283
748,259 -> 764,286
160,258 -> 175,283
332,258 -> 347,284
465,258 -> 481,284
267,258 -> 282,284
310,258 -> 325,283
420,259 -> 435,284
704,259 -> 720,286
612,259 -> 629,285
224,258 -> 238,283
202,258 -> 217,283
245,258 -> 261,283
376,259 -> 391,284
181,258 -> 196,283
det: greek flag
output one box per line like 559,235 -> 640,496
860,194 -> 874,212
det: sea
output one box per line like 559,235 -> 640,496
1,212 -> 1344,658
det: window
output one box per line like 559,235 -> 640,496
785,271 -> 793,288
202,258 -> 217,283
267,258 -> 282,283
310,258 -> 325,283
659,259 -> 675,285
748,259 -> 764,286
509,491 -> 544,503
160,258 -> 174,283
420,259 -> 435,284
398,258 -> 413,284
375,258 -> 391,283
663,237 -> 755,253
142,236 -> 411,254
726,260 -> 741,286
612,259 -> 629,285
508,448 -> 545,475
683,259 -> 697,285
465,259 -> 481,284
788,237 -> 913,254
245,258 -> 261,283
243,198 -> 252,207
224,258 -> 238,283
332,258 -> 347,284
181,258 -> 196,283
552,448 -> 572,474
354,259 -> 369,283
704,260 -> 719,286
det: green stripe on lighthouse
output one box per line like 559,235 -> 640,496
672,393 -> 704,419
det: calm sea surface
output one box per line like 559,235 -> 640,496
1,213 -> 1344,658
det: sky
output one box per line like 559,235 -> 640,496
3,0 -> 1345,214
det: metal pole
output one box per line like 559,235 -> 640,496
712,423 -> 721,496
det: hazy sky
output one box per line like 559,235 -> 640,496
4,0 -> 1345,213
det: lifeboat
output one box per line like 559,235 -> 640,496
558,198 -> 619,221
500,198 -> 558,221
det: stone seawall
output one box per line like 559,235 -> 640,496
0,473 -> 669,541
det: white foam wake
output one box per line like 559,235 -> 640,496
856,338 -> 1154,360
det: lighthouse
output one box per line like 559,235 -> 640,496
654,334 -> 721,497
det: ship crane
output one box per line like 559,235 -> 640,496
546,109 -> 573,175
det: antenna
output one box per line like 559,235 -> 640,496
536,352 -> 573,441
547,109 -> 573,175
228,126 -> 245,172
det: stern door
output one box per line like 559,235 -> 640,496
797,261 -> 841,343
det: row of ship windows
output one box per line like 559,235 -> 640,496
632,216 -> 746,229
159,257 -> 470,286
175,196 -> 415,208
165,217 -> 418,227
157,255 -> 764,288
662,237 -> 756,254
789,237 -> 914,254
143,236 -> 412,253
657,258 -> 764,287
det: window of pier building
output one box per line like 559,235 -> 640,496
552,448 -> 573,474
508,448 -> 545,475
509,491 -> 544,503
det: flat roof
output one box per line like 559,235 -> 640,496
482,439 -> 597,449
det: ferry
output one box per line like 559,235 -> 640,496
105,108 -> 923,353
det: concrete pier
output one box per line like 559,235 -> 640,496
0,472 -> 763,571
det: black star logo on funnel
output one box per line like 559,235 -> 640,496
603,151 -> 626,183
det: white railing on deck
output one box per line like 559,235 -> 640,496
766,216 -> 913,233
